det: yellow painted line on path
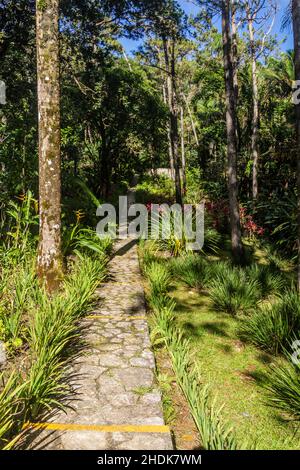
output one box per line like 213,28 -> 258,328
181,434 -> 195,442
23,422 -> 170,434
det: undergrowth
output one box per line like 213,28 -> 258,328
0,254 -> 107,449
142,247 -> 240,450
0,192 -> 110,449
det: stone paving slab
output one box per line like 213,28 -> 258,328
28,237 -> 173,450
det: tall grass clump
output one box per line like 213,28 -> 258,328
210,267 -> 260,315
145,261 -> 171,298
0,192 -> 110,447
170,254 -> 209,290
0,257 -> 37,351
4,191 -> 38,255
202,228 -> 222,254
139,240 -> 160,273
0,253 -> 107,448
206,260 -> 233,281
150,294 -> 176,322
245,264 -> 285,298
239,292 -> 300,355
0,372 -> 28,449
264,358 -> 300,421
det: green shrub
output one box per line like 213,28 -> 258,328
0,372 -> 27,449
185,167 -> 204,204
0,255 -> 36,351
150,298 -> 176,348
135,175 -> 174,204
265,358 -> 300,421
149,292 -> 175,316
5,191 -> 38,252
206,260 -> 233,281
170,254 -> 209,290
202,228 -> 222,254
145,261 -> 171,297
266,249 -> 293,272
140,241 -> 159,272
63,225 -> 112,258
245,264 -> 285,298
210,269 -> 260,315
159,235 -> 188,257
170,331 -> 239,449
239,292 -> 300,354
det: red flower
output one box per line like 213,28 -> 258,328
240,207 -> 265,237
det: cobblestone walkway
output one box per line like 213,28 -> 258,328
29,236 -> 173,450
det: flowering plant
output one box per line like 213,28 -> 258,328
206,200 -> 265,239
205,199 -> 229,233
240,207 -> 265,239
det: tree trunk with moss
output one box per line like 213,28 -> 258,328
222,0 -> 244,263
36,0 -> 62,291
293,0 -> 300,290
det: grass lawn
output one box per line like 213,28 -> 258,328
170,283 -> 300,450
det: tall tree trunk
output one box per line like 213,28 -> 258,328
163,37 -> 182,205
231,1 -> 241,149
231,1 -> 239,112
247,6 -> 260,201
293,0 -> 300,291
159,49 -> 174,177
222,0 -> 244,263
180,105 -> 187,195
97,117 -> 111,198
182,92 -> 199,147
36,0 -> 62,291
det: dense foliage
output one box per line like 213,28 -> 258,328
0,1 -> 298,253
1,0 -> 300,451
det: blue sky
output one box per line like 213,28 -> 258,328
122,0 -> 294,54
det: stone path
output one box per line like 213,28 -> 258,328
28,236 -> 173,450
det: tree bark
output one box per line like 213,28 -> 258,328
182,92 -> 199,147
292,0 -> 300,290
163,37 -> 182,205
247,6 -> 260,201
231,1 -> 241,149
231,2 -> 239,112
180,105 -> 187,195
159,48 -> 174,177
36,0 -> 63,291
221,0 -> 244,263
97,115 -> 111,198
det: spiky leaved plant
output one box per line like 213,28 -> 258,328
265,354 -> 300,421
145,261 -> 171,298
170,254 -> 209,290
239,291 -> 300,354
210,268 -> 260,315
245,264 -> 285,298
